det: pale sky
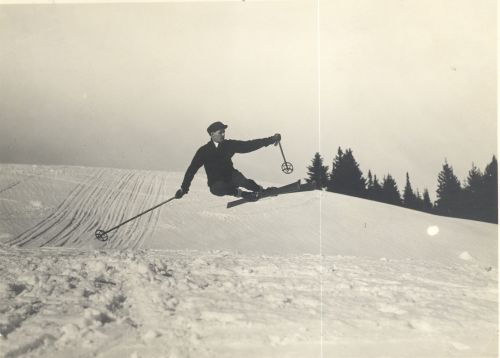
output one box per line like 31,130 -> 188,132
0,1 -> 496,198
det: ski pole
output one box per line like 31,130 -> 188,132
278,142 -> 294,174
95,196 -> 177,241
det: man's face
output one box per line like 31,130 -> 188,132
210,129 -> 225,143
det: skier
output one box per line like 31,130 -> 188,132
174,121 -> 281,200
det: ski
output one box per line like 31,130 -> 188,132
226,180 -> 316,208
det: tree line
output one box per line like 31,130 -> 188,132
306,148 -> 497,224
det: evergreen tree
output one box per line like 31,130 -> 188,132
463,163 -> 483,220
328,148 -> 366,197
371,174 -> 383,202
306,152 -> 329,189
327,147 -> 344,192
381,174 -> 402,206
435,160 -> 462,217
366,170 -> 379,200
415,189 -> 424,211
367,170 -> 374,193
403,172 -> 418,209
482,156 -> 498,223
422,189 -> 433,213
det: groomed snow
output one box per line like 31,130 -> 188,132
0,164 -> 497,357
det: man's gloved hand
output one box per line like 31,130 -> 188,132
272,133 -> 281,146
175,188 -> 185,199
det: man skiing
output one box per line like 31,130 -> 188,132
175,121 -> 281,200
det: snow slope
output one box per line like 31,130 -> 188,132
0,164 -> 497,357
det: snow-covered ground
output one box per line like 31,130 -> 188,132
0,164 -> 497,357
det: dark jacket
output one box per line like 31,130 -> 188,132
181,137 -> 275,193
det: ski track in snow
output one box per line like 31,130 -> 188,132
2,166 -> 170,250
0,164 -> 497,357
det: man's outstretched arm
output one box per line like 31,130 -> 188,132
229,133 -> 281,154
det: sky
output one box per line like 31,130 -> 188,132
0,0 -> 496,199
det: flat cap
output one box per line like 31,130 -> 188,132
207,121 -> 228,134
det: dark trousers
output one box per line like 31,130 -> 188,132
210,170 -> 261,197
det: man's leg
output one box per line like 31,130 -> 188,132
210,180 -> 238,197
231,170 -> 262,192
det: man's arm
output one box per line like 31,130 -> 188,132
179,148 -> 204,195
229,134 -> 281,154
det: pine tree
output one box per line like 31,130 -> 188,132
328,148 -> 366,197
435,160 -> 462,217
367,170 -> 374,193
403,172 -> 418,210
306,152 -> 329,189
381,174 -> 402,206
415,189 -> 424,211
327,147 -> 344,192
463,163 -> 483,220
422,189 -> 433,213
482,156 -> 498,223
372,174 -> 383,202
366,170 -> 377,200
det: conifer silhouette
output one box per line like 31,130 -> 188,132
435,160 -> 462,217
372,174 -> 383,202
422,189 -> 433,213
381,174 -> 402,206
328,147 -> 366,197
463,163 -> 483,220
403,172 -> 419,210
482,156 -> 498,223
306,152 -> 329,189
